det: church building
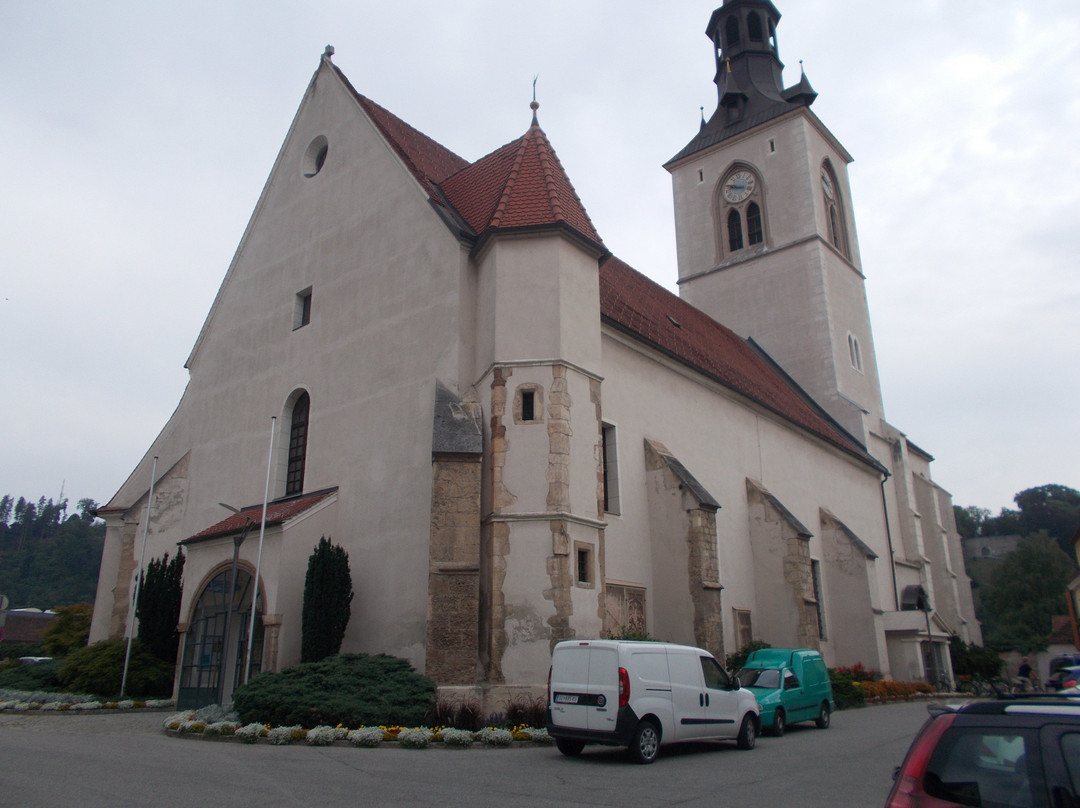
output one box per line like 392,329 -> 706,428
90,0 -> 980,709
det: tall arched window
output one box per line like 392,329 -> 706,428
727,209 -> 744,251
821,161 -> 849,258
718,166 -> 765,259
746,202 -> 763,245
725,16 -> 740,47
748,12 -> 763,41
286,391 -> 310,496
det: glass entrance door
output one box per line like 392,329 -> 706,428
177,568 -> 264,710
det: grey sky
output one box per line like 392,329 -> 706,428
1,1 -> 1077,515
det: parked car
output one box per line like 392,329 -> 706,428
547,640 -> 761,763
1046,656 -> 1080,691
884,695 -> 1080,807
1046,665 -> 1080,693
734,647 -> 834,735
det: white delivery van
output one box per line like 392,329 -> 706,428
546,639 -> 761,763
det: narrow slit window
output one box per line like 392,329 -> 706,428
521,390 -> 535,422
294,287 -> 312,330
601,423 -> 620,515
811,559 -> 827,640
576,544 -> 594,586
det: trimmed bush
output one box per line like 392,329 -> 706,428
231,653 -> 435,729
0,657 -> 64,692
301,537 -> 353,664
56,638 -> 173,698
829,667 -> 865,709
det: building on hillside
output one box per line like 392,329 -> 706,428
962,535 -> 1022,562
90,0 -> 980,709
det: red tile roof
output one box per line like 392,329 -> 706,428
599,256 -> 874,464
183,488 -> 337,543
333,65 -> 469,205
440,122 -> 603,245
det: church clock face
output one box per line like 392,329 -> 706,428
723,171 -> 755,203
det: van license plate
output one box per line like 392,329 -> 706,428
554,694 -> 579,704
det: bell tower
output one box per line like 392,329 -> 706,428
666,0 -> 884,445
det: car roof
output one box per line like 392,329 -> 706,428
935,696 -> 1080,719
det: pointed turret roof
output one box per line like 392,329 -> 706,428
440,120 -> 603,247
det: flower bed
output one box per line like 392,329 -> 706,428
161,711 -> 552,749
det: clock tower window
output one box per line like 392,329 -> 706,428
727,210 -> 744,252
718,166 -> 765,258
821,160 -> 849,258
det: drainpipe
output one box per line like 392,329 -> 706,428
880,473 -> 900,612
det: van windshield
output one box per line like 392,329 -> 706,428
737,668 -> 781,689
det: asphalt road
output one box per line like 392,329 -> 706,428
0,700 -> 936,807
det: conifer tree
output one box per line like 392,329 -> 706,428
301,536 -> 354,663
135,550 -> 185,666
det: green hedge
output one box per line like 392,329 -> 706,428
231,653 -> 436,729
57,639 -> 174,698
0,657 -> 64,691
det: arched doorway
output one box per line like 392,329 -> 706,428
177,567 -> 264,709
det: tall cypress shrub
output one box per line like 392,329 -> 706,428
135,550 -> 185,666
301,536 -> 354,663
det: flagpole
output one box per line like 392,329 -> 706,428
244,417 -> 276,684
121,455 -> 157,698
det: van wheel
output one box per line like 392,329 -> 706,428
628,720 -> 660,764
736,715 -> 757,750
771,709 -> 786,737
556,738 -> 585,757
815,703 -> 831,729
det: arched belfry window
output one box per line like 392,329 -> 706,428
748,12 -> 763,42
727,210 -> 743,252
821,160 -> 849,258
285,391 -> 310,496
718,166 -> 766,259
725,16 -> 740,47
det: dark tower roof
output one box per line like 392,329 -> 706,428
666,0 -> 818,165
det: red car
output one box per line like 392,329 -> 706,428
885,696 -> 1080,807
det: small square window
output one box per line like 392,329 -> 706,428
514,385 -> 543,424
294,287 -> 312,330
575,543 -> 594,587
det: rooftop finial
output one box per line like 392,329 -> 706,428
530,74 -> 540,124
700,106 -> 706,131
323,44 -> 335,62
799,59 -> 804,76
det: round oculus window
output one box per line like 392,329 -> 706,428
302,135 -> 329,177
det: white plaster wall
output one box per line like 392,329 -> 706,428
598,330 -> 891,668
93,61 -> 467,672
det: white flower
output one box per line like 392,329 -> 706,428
305,725 -> 341,746
396,727 -> 431,749
478,727 -> 513,747
440,728 -> 474,747
347,727 -> 384,747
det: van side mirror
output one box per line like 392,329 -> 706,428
729,678 -> 741,691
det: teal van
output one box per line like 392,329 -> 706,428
735,648 -> 834,736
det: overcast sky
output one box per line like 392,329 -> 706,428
2,1 -> 1077,516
